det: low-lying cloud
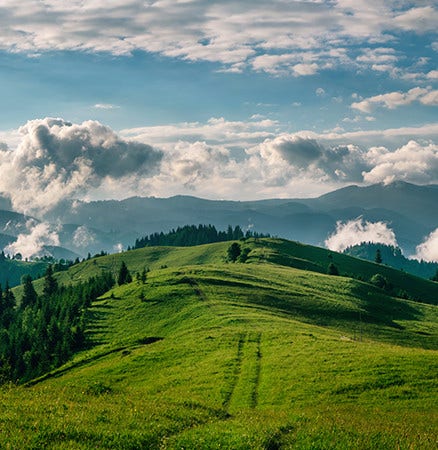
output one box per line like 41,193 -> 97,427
414,228 -> 438,263
325,218 -> 398,253
0,118 -> 163,216
72,225 -> 96,249
5,221 -> 60,259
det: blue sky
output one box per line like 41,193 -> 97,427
0,0 -> 437,210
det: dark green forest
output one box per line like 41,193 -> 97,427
343,243 -> 438,280
133,224 -> 269,249
0,266 -> 114,383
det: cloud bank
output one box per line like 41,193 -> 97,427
0,116 -> 437,213
414,228 -> 438,263
5,221 -> 60,259
325,218 -> 398,253
0,118 -> 162,215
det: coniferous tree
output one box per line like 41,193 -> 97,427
227,242 -> 241,262
140,267 -> 148,284
375,248 -> 382,264
327,262 -> 339,276
117,261 -> 132,285
21,275 -> 38,309
43,265 -> 58,298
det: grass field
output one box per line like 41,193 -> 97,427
3,239 -> 438,449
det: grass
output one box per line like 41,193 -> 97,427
3,239 -> 438,448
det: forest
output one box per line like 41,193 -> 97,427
133,224 -> 269,249
0,266 -> 114,383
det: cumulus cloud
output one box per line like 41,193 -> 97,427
362,141 -> 438,185
250,135 -> 369,183
352,87 -> 438,112
4,221 -> 60,259
2,115 -> 437,207
120,119 -> 438,199
325,218 -> 398,253
414,228 -> 438,262
0,118 -> 162,215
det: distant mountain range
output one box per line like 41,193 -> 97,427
1,181 -> 437,259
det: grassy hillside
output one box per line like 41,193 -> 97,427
4,239 -> 438,449
20,238 -> 438,305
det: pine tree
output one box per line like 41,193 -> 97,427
117,261 -> 132,285
43,265 -> 58,298
375,248 -> 382,264
21,275 -> 38,309
227,242 -> 241,262
327,262 -> 339,276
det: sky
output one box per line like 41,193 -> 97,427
0,0 -> 437,216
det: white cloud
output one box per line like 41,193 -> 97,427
121,116 -> 279,149
325,218 -> 398,253
0,118 -> 162,216
248,135 -> 369,183
351,87 -> 437,113
414,228 -> 438,263
393,6 -> 438,33
72,225 -> 96,248
93,103 -> 120,110
122,118 -> 438,196
5,221 -> 60,259
1,115 -> 437,208
316,87 -> 326,96
426,70 -> 438,80
292,63 -> 319,76
0,1 -> 434,76
362,140 -> 438,185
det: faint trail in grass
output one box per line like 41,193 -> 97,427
222,332 -> 246,410
223,331 -> 263,412
250,331 -> 262,409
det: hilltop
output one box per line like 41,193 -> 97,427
3,238 -> 438,449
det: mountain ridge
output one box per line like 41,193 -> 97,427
2,181 -> 437,258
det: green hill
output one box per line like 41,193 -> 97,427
3,239 -> 438,449
23,238 -> 438,305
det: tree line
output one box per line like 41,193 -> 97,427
0,266 -> 114,383
133,224 -> 269,249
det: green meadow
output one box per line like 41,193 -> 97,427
3,239 -> 438,449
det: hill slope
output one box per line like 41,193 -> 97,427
26,238 -> 437,305
3,239 -> 438,449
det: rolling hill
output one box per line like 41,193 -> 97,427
3,238 -> 437,449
